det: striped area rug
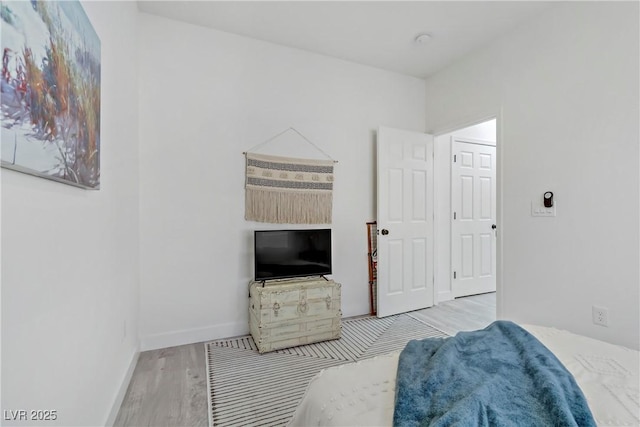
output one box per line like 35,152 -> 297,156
205,314 -> 448,426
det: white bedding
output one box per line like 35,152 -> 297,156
289,325 -> 640,426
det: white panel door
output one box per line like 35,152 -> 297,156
377,127 -> 434,317
451,138 -> 496,298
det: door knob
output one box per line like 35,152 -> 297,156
491,224 -> 497,230
381,229 -> 389,235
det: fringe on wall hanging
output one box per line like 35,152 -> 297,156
244,128 -> 337,224
245,152 -> 334,224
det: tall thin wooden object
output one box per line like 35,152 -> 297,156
366,222 -> 378,315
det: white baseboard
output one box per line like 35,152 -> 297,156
105,348 -> 140,427
437,291 -> 454,303
140,321 -> 248,351
339,303 -> 370,319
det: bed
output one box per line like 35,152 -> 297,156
289,322 -> 639,426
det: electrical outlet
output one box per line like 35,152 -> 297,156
592,305 -> 609,327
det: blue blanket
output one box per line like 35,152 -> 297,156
393,321 -> 596,427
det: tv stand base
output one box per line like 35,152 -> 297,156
249,278 -> 342,353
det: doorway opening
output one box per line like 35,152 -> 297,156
432,118 -> 498,325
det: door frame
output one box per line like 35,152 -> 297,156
431,111 -> 503,319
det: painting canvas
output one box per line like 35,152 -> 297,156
1,0 -> 100,189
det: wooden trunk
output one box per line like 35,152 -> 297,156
249,278 -> 342,353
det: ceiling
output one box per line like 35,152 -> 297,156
137,1 -> 556,79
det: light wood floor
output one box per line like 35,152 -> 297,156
410,292 -> 496,336
114,343 -> 209,427
114,292 -> 496,427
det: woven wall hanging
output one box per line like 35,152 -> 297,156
244,128 -> 336,224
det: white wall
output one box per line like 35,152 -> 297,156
1,2 -> 140,425
425,2 -> 639,349
434,120 -> 496,302
138,13 -> 426,350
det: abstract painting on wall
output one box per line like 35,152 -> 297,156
1,0 -> 100,189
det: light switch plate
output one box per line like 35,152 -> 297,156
531,201 -> 556,217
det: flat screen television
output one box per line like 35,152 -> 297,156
254,229 -> 332,281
